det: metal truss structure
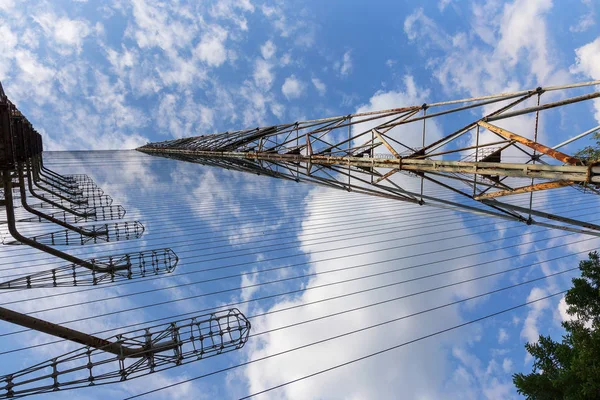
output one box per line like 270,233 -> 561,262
0,80 -> 169,280
0,309 -> 251,398
0,249 -> 178,289
0,81 -> 251,397
139,81 -> 600,236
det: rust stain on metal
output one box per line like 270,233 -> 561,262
478,121 -> 582,165
474,180 -> 573,200
371,129 -> 400,158
374,168 -> 399,184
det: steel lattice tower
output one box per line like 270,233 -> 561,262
0,81 -> 251,397
138,81 -> 600,237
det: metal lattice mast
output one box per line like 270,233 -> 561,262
139,81 -> 600,236
0,80 -> 178,286
0,81 -> 251,397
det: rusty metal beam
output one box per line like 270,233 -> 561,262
374,168 -> 400,184
140,148 -> 599,183
372,128 -> 400,158
478,121 -> 583,165
474,180 -> 574,200
0,305 -> 137,356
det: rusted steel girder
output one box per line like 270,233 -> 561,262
478,121 -> 583,165
0,306 -> 138,356
474,181 -> 574,200
140,147 -> 600,184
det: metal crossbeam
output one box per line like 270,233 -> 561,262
0,309 -> 250,398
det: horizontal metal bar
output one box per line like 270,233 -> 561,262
139,148 -> 598,183
474,180 -> 573,200
485,91 -> 600,122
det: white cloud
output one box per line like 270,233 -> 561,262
209,0 -> 254,30
0,20 -> 18,78
496,0 -> 553,83
311,77 -> 326,96
238,80 -> 280,125
195,25 -> 229,67
33,12 -> 90,54
271,102 -> 285,119
557,296 -> 573,323
261,4 -> 278,17
570,0 -> 596,33
260,40 -> 276,59
128,0 -> 198,54
253,58 -> 275,89
158,54 -> 205,87
571,37 -> 600,79
11,49 -> 56,102
282,75 -> 305,100
404,8 -> 449,49
105,45 -> 137,77
557,295 -> 593,329
438,0 -> 452,12
404,1 -> 564,97
502,358 -> 513,374
0,0 -> 15,12
335,50 -> 353,77
571,37 -> 600,123
157,92 -> 214,139
520,287 -> 550,344
497,328 -> 509,344
570,12 -> 595,32
446,347 -> 516,399
280,53 -> 292,66
260,3 -> 314,47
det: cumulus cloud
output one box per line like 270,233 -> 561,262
502,358 -> 513,374
210,0 -> 254,30
260,40 -> 276,59
496,0 -> 554,82
571,37 -> 600,79
570,37 -> 600,123
335,50 -> 353,77
10,49 -> 56,102
404,0 -> 563,96
311,77 -> 326,96
0,0 -> 16,11
128,0 -> 198,53
281,75 -> 305,100
497,328 -> 509,344
157,92 -> 214,138
253,58 -> 275,89
195,25 -> 229,67
520,287 -> 550,344
33,12 -> 90,54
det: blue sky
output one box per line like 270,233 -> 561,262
1,0 -> 600,399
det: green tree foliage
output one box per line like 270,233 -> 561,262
513,252 -> 600,399
575,132 -> 600,162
